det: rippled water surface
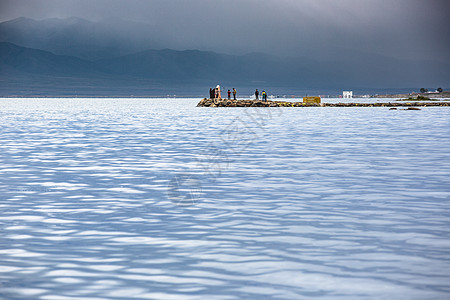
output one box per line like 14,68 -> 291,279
1,98 -> 450,299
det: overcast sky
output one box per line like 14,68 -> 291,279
1,0 -> 449,62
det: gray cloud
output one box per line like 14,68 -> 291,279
1,0 -> 449,62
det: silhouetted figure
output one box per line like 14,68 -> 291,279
227,89 -> 231,99
255,89 -> 259,100
233,88 -> 237,100
210,88 -> 214,99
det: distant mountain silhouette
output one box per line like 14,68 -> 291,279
95,49 -> 315,84
94,47 -> 450,88
0,42 -> 102,76
0,41 -> 318,85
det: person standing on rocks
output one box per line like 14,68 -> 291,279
227,89 -> 231,100
255,89 -> 259,100
262,90 -> 267,101
210,88 -> 214,99
233,88 -> 237,100
216,85 -> 222,99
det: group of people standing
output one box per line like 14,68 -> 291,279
209,85 -> 237,100
254,89 -> 268,101
209,86 -> 267,101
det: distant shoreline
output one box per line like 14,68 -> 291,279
371,91 -> 450,99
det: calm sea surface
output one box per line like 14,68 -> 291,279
1,98 -> 450,299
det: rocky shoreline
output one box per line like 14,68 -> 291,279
374,91 -> 450,99
197,98 -> 450,108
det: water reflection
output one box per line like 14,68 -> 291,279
0,98 -> 449,299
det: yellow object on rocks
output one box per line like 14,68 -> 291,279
303,97 -> 321,104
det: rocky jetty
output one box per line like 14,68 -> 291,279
197,98 -> 450,108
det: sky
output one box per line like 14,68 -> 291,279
1,0 -> 449,62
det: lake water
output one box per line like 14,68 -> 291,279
1,98 -> 450,299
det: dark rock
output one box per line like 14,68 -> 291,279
197,99 -> 449,108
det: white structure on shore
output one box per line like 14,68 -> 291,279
343,91 -> 353,98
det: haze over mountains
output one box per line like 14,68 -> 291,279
0,17 -> 166,60
1,17 -> 449,96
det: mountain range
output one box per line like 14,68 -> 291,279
1,17 -> 449,96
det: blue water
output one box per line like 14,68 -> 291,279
1,98 -> 450,299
